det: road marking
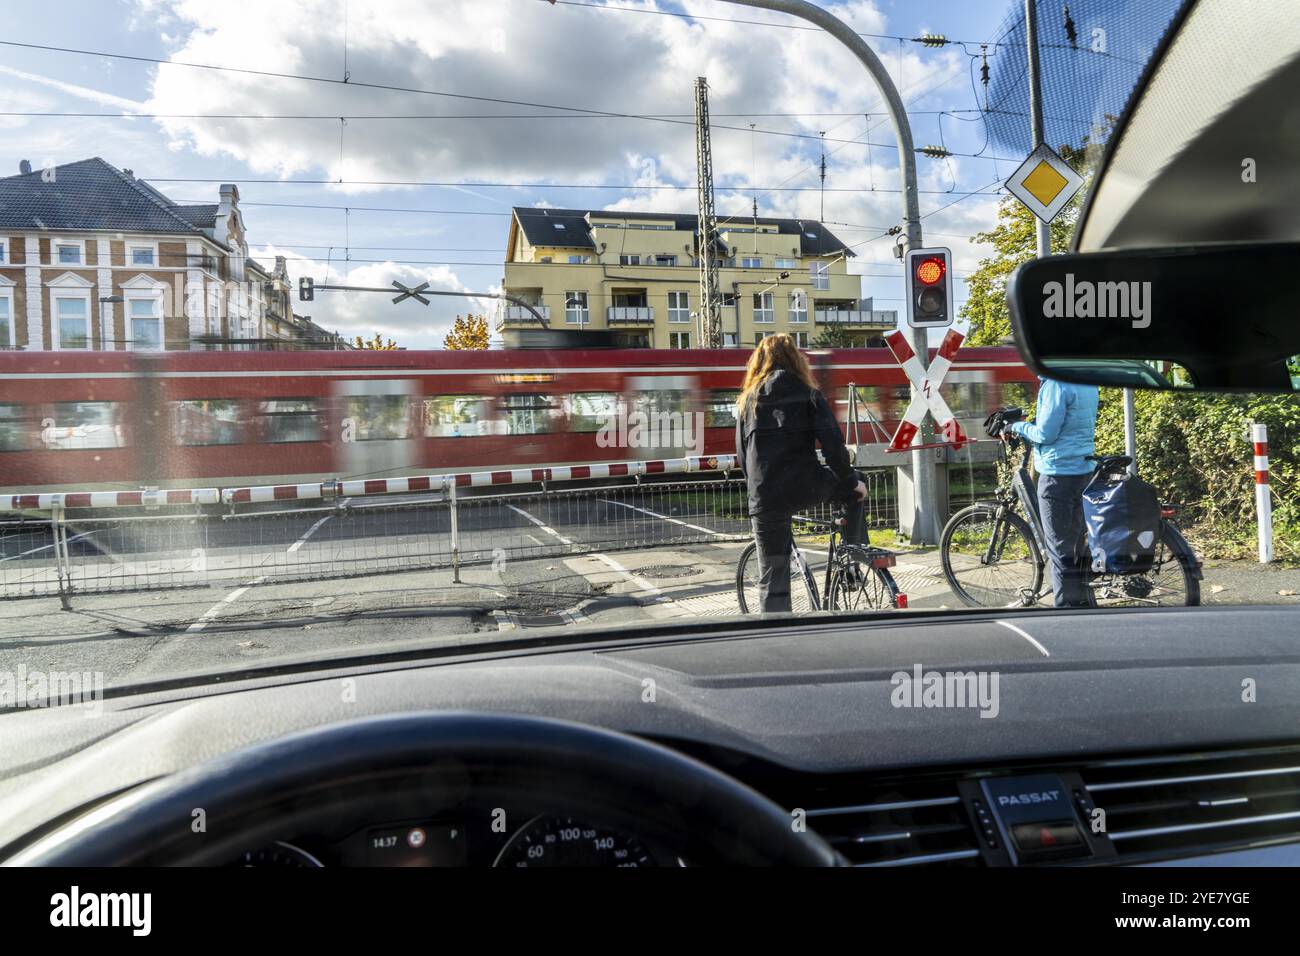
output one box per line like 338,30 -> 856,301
506,503 -> 574,546
996,619 -> 1050,657
598,498 -> 730,538
187,575 -> 267,633
287,514 -> 333,553
589,552 -> 666,600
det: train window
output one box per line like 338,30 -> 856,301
257,398 -> 322,444
941,383 -> 988,419
172,400 -> 242,446
567,392 -> 618,433
424,395 -> 494,437
44,402 -> 123,450
629,389 -> 689,419
0,403 -> 36,451
345,395 -> 410,441
706,390 -> 740,427
502,394 -> 559,436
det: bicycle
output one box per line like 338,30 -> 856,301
736,498 -> 904,614
939,431 -> 1202,609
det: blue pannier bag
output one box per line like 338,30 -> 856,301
1082,471 -> 1162,574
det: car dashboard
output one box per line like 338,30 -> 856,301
2,606 -> 1300,867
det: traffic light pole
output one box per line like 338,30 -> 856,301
722,0 -> 939,543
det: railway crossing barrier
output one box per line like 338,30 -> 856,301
0,456 -> 903,604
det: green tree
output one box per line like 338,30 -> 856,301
354,332 -> 398,350
813,327 -> 856,349
961,136 -> 1104,346
443,313 -> 490,350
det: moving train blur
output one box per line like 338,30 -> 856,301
0,347 -> 1035,493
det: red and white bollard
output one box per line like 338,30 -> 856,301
1253,423 -> 1273,564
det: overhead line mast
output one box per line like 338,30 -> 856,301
694,76 -> 723,348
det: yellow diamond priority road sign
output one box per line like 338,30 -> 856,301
1005,143 -> 1084,224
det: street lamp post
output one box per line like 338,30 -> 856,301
720,0 -> 938,542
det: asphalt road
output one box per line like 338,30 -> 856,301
2,492 -> 1298,698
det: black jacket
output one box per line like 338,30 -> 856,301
734,369 -> 858,516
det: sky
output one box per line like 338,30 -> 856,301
0,0 -> 1028,348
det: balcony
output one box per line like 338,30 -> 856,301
607,306 -> 655,325
814,308 -> 897,327
497,304 -> 550,329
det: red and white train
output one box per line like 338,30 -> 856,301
0,347 -> 1035,494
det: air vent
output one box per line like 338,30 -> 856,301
805,781 -> 980,867
1081,749 -> 1300,862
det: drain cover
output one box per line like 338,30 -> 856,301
633,565 -> 704,579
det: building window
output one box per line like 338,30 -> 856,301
619,254 -> 640,266
564,292 -> 589,325
0,240 -> 7,264
755,331 -> 770,344
127,297 -> 163,350
56,242 -> 83,265
740,257 -> 761,269
723,332 -> 738,347
0,292 -> 11,349
775,257 -> 796,269
653,255 -> 677,267
753,293 -> 775,323
567,255 -> 592,264
791,331 -> 810,348
54,297 -> 90,349
669,331 -> 690,349
789,289 -> 808,324
128,244 -> 156,266
667,291 -> 690,323
810,261 -> 830,290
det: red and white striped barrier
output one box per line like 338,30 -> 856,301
1253,422 -> 1273,563
220,454 -> 741,505
0,487 -> 220,512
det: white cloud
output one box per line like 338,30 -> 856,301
257,245 -> 491,349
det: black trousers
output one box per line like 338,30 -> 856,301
751,510 -> 795,614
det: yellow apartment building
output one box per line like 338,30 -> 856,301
499,207 -> 897,348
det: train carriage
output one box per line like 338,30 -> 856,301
0,347 -> 1035,494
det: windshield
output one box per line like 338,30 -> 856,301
1,0 -> 1293,703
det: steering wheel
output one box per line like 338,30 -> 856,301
8,712 -> 839,866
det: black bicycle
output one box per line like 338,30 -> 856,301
736,499 -> 903,614
939,432 -> 1202,608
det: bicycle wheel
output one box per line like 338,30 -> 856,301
1087,520 -> 1201,607
828,547 -> 901,612
940,504 -> 1044,608
736,541 -> 819,615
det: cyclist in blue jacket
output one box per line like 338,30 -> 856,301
1003,376 -> 1100,607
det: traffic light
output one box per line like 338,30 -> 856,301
299,276 -> 314,302
905,247 -> 953,329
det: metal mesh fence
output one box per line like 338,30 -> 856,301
0,469 -> 900,601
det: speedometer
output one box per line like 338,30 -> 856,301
493,815 -> 656,867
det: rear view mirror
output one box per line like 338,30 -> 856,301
1007,242 -> 1300,392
